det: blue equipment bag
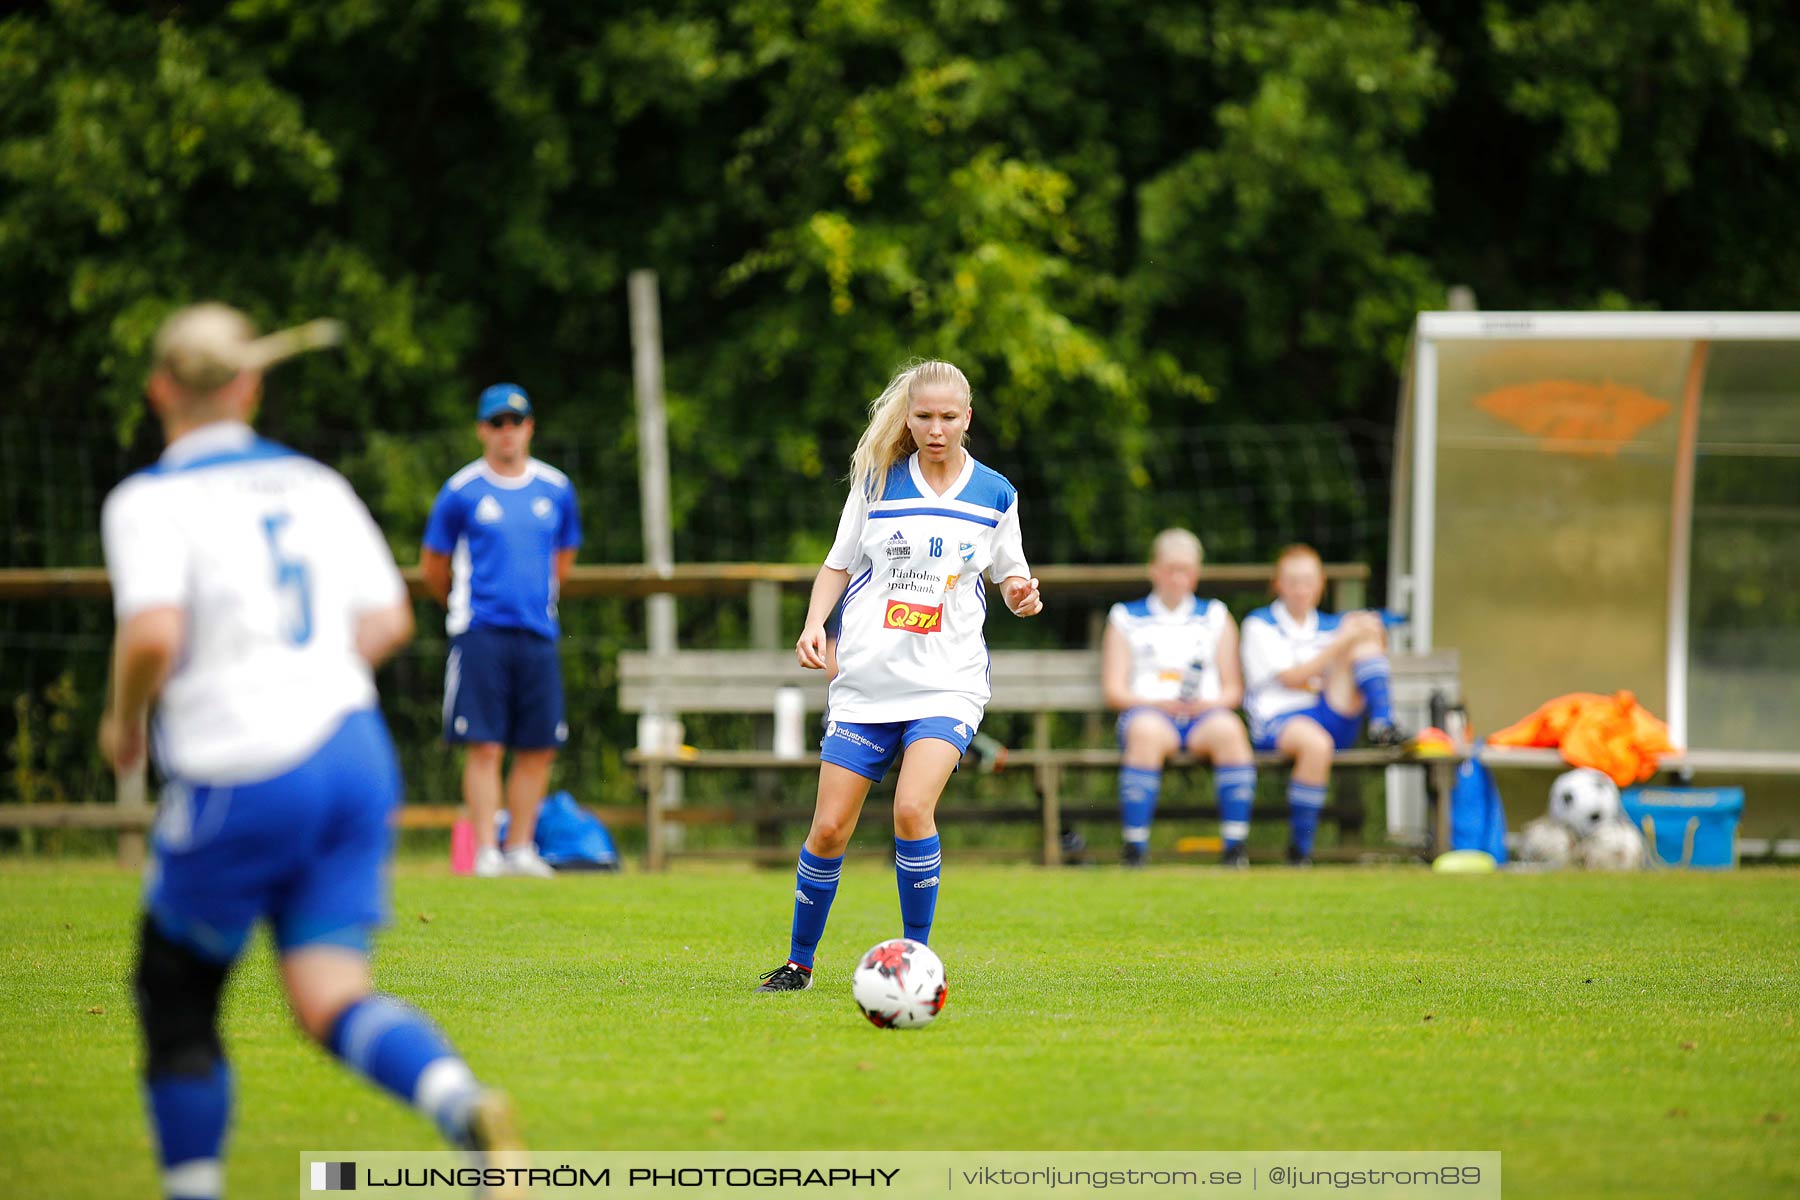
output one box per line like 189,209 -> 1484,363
1620,786 -> 1742,869
1449,759 -> 1508,865
496,792 -> 619,871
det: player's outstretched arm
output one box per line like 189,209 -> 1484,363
1099,622 -> 1138,712
1213,618 -> 1246,710
419,548 -> 453,607
98,607 -> 184,770
1001,575 -> 1042,617
355,600 -> 415,668
796,566 -> 850,669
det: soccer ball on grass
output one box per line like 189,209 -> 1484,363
1517,816 -> 1579,868
1549,768 -> 1621,836
1579,820 -> 1648,871
851,938 -> 946,1029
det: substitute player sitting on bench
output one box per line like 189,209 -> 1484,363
1240,543 -> 1407,866
1101,528 -> 1258,868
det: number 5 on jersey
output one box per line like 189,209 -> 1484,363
262,513 -> 313,645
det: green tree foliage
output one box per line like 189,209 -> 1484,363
2,0 -> 1797,554
6,0 -> 1800,806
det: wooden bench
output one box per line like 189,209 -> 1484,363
620,648 -> 1465,869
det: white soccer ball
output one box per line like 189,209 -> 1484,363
1517,816 -> 1579,868
1549,768 -> 1621,836
851,938 -> 947,1029
1579,820 -> 1647,871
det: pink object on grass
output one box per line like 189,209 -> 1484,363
450,817 -> 476,875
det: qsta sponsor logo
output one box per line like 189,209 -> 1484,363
883,600 -> 942,634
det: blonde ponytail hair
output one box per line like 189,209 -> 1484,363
848,360 -> 971,500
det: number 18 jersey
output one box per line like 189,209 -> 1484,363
824,453 -> 1030,727
101,422 -> 407,784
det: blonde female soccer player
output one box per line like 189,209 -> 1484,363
755,360 -> 1042,992
1101,529 -> 1258,867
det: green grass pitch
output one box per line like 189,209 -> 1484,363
1,861 -> 1795,1198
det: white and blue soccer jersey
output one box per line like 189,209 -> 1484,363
1107,593 -> 1233,703
1240,600 -> 1344,727
824,453 -> 1030,727
100,422 -> 407,784
422,458 -> 580,639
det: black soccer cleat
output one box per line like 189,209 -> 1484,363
1221,844 -> 1250,869
1121,842 -> 1148,868
1285,843 -> 1314,868
1365,720 -> 1411,749
755,961 -> 814,992
462,1089 -> 529,1199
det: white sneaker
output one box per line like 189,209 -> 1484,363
473,847 -> 505,878
503,845 -> 556,879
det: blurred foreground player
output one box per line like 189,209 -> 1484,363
99,304 -> 522,1199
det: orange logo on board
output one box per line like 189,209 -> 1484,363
1475,379 -> 1671,456
884,600 -> 943,634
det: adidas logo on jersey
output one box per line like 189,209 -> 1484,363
474,495 -> 503,524
886,531 -> 911,559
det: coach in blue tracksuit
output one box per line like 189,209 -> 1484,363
421,384 -> 581,879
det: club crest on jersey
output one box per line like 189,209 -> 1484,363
958,541 -> 975,562
883,599 -> 942,633
885,531 -> 912,560
474,495 -> 503,524
532,496 -> 554,520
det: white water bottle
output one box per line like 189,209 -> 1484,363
1177,655 -> 1208,702
773,686 -> 806,759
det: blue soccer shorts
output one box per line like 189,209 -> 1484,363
1250,700 -> 1362,753
1115,705 -> 1240,749
819,716 -> 978,783
144,708 -> 399,965
443,624 -> 567,749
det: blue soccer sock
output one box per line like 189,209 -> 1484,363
894,834 -> 942,944
147,1063 -> 231,1199
1288,781 -> 1328,857
1118,766 -> 1163,852
788,847 -> 843,969
327,995 -> 481,1145
1354,656 -> 1394,727
1215,764 -> 1258,851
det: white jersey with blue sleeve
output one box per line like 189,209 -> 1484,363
422,458 -> 580,639
100,422 -> 407,785
1106,593 -> 1232,703
824,453 -> 1029,727
1240,600 -> 1343,726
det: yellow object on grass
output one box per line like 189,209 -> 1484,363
1432,849 -> 1498,874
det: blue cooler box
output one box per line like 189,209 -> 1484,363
1620,786 -> 1744,869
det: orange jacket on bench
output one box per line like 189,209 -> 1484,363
1486,690 -> 1678,787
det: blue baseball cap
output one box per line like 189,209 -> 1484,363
477,383 -> 532,421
